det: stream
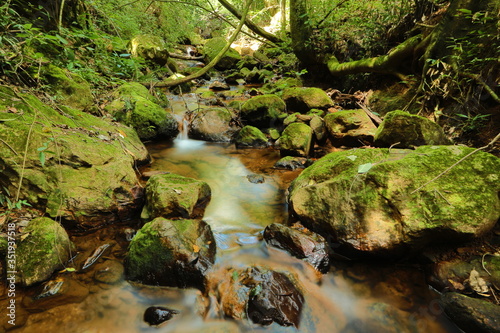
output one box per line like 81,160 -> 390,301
4,91 -> 462,333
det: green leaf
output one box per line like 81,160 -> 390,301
357,163 -> 373,174
346,155 -> 358,161
39,151 -> 46,167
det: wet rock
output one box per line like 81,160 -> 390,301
324,109 -> 377,146
246,174 -> 265,184
279,123 -> 313,157
310,114 -> 327,142
282,87 -> 333,113
189,107 -> 239,142
143,306 -> 179,326
288,146 -> 500,257
16,217 -> 74,286
141,173 -> 211,219
209,80 -> 230,91
374,110 -> 452,148
203,37 -> 241,70
81,243 -> 112,270
128,34 -> 170,66
125,217 -> 216,290
274,156 -> 308,170
0,86 -> 149,230
240,94 -> 286,129
207,266 -> 304,327
440,292 -> 500,333
94,260 -> 125,284
235,126 -> 269,148
105,82 -> 179,140
141,170 -> 170,180
264,223 -> 330,273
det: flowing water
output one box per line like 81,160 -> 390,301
0,93 -> 462,332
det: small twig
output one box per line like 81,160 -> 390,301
491,287 -> 499,305
356,101 -> 383,126
411,133 -> 500,194
434,189 -> 451,205
0,138 -> 19,156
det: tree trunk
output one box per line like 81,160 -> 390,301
289,0 -> 318,66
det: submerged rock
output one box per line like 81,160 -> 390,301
288,146 -> 500,257
141,173 -> 211,219
143,306 -> 179,326
235,126 -> 269,148
106,82 -> 179,140
240,94 -> 286,129
440,292 -> 500,333
279,123 -> 313,157
264,223 -> 330,273
374,110 -> 451,148
125,217 -> 216,290
207,266 -> 304,327
282,87 -> 333,113
324,110 -> 377,146
189,107 -> 239,142
16,217 -> 74,286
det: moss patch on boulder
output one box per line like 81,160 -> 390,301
324,110 -> 377,146
128,34 -> 170,66
189,107 -> 239,142
16,217 -> 74,286
240,94 -> 286,129
279,123 -> 313,157
203,37 -> 241,70
282,87 -> 333,113
235,126 -> 269,148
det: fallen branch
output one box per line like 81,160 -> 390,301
356,102 -> 383,126
168,52 -> 204,60
411,132 -> 500,194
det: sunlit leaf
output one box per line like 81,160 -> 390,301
357,163 -> 373,173
346,155 -> 357,161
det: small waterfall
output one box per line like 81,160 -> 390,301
174,115 -> 204,149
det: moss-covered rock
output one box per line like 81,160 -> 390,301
274,156 -> 308,170
128,34 -> 170,66
203,37 -> 241,70
0,85 -> 149,229
16,217 -> 74,286
41,64 -> 93,112
288,146 -> 500,257
374,110 -> 452,148
440,292 -> 500,333
240,94 -> 286,129
279,123 -> 313,157
124,217 -> 216,290
106,82 -> 179,140
189,107 -> 239,142
141,173 -> 211,220
310,115 -> 327,142
324,110 -> 377,146
282,87 -> 333,113
235,126 -> 269,148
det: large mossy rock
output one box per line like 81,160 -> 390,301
324,110 -> 377,146
128,34 -> 170,66
125,217 -> 216,290
374,110 -> 452,148
0,86 -> 149,230
279,123 -> 313,157
288,146 -> 500,257
141,173 -> 211,220
203,37 -> 241,70
235,125 -> 268,148
440,292 -> 500,333
189,107 -> 239,142
41,64 -> 93,112
16,217 -> 74,286
282,87 -> 333,113
105,82 -> 179,140
240,94 -> 286,129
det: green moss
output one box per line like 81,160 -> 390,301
279,123 -> 313,157
235,126 -> 268,147
203,37 -> 241,70
282,87 -> 333,113
240,94 -> 286,128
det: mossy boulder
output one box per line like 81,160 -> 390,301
279,123 -> 313,157
125,217 -> 216,290
41,64 -> 93,112
105,82 -> 179,140
141,173 -> 211,220
235,126 -> 269,148
282,87 -> 333,113
0,86 -> 149,230
16,217 -> 74,286
374,110 -> 451,148
203,37 -> 241,70
240,94 -> 286,129
440,292 -> 500,333
189,107 -> 239,142
310,115 -> 327,142
288,146 -> 500,257
128,34 -> 170,66
324,110 -> 377,146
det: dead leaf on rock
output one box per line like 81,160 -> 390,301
469,268 -> 489,296
448,279 -> 465,291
